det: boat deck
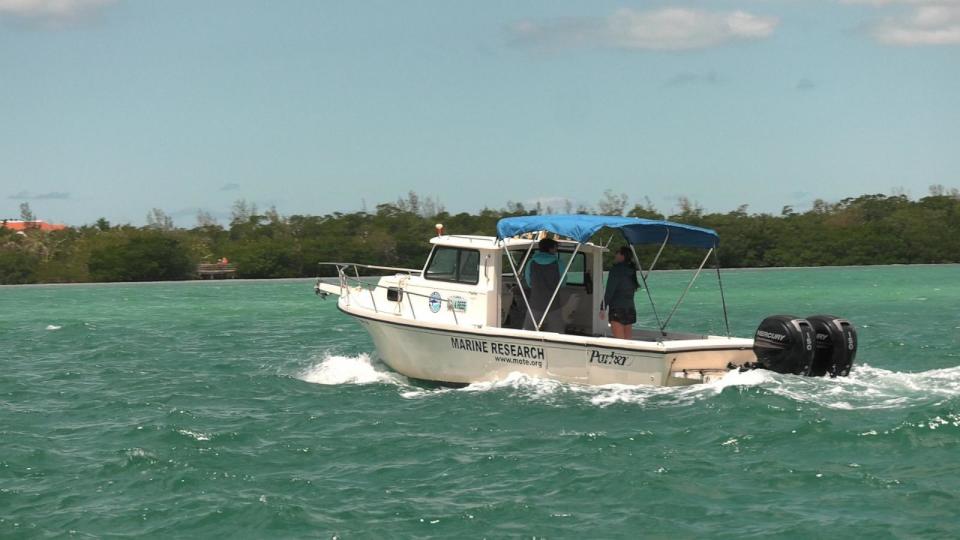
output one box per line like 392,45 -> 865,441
631,329 -> 708,342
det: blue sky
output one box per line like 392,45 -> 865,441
1,0 -> 958,226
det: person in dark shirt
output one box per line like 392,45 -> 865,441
602,246 -> 640,339
523,237 -> 565,333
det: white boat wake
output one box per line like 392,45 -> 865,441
744,363 -> 960,410
297,353 -> 960,410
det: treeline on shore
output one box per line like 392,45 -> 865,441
3,187 -> 960,285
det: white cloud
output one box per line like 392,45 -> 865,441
842,0 -> 960,5
8,190 -> 71,200
871,5 -> 960,44
664,70 -> 721,87
0,0 -> 117,19
511,8 -> 779,51
843,0 -> 960,45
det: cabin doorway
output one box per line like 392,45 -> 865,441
498,247 -> 596,335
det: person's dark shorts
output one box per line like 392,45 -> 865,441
609,307 -> 637,325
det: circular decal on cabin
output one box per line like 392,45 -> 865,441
428,291 -> 442,313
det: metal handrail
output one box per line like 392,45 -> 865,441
318,262 -> 422,275
316,262 -> 464,326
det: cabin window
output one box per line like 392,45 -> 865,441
458,250 -> 480,283
425,247 -> 480,285
502,251 -> 528,277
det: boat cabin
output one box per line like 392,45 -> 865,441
391,235 -> 609,335
323,214 -> 730,341
328,234 -> 608,335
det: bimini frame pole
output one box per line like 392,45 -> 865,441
713,247 -> 731,337
643,230 -> 670,281
629,244 -> 664,334
503,243 -> 539,330
596,236 -> 617,306
538,243 -> 581,330
518,241 -> 535,273
660,247 -> 714,332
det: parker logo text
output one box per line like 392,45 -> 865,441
589,350 -> 631,367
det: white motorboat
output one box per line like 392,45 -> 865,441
315,215 -> 857,386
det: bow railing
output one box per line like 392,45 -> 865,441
316,262 -> 466,325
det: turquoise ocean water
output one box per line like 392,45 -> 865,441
3,265 -> 960,538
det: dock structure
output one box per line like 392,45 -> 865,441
197,263 -> 237,279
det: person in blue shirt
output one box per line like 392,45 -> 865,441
602,246 -> 640,339
523,237 -> 565,333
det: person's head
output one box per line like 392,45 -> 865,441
539,237 -> 558,254
617,246 -> 640,286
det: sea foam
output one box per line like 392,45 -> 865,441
298,352 -> 960,410
298,353 -> 404,386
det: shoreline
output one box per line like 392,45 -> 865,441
2,262 -> 958,288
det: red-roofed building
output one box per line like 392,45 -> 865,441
2,220 -> 67,232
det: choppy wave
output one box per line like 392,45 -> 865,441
298,353 -> 960,410
297,353 -> 406,386
177,429 -> 212,441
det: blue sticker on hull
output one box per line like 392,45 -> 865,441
429,292 -> 442,313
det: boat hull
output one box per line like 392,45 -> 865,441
343,306 -> 755,387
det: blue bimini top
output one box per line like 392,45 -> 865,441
496,214 -> 718,249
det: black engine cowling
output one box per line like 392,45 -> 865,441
753,315 -> 815,375
806,315 -> 857,377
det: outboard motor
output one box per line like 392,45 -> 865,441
753,315 -> 816,375
806,315 -> 857,377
